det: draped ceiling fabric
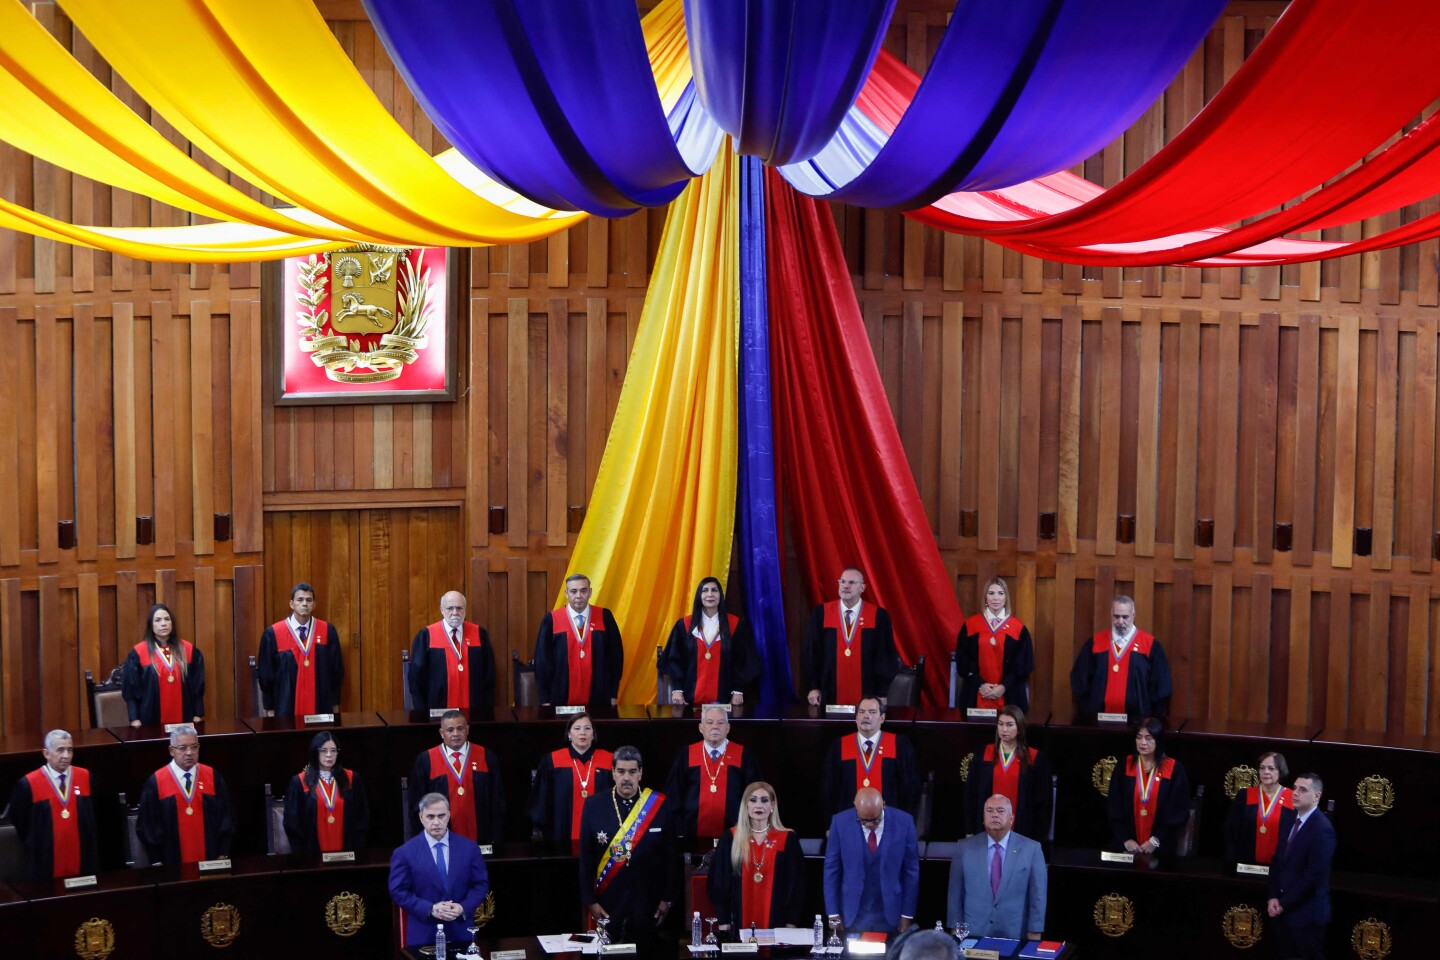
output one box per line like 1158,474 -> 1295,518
560,148 -> 741,706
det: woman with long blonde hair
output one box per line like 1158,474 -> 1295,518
707,781 -> 806,936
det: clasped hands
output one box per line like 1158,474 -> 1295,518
431,900 -> 465,922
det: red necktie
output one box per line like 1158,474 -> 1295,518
451,751 -> 463,775
867,827 -> 878,854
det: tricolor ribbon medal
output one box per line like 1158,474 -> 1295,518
570,613 -> 591,659
595,789 -> 661,894
1257,787 -> 1282,834
1137,762 -> 1159,816
998,742 -> 1018,772
447,744 -> 469,796
858,736 -> 881,787
291,621 -> 313,667
841,608 -> 860,657
49,773 -> 72,819
171,766 -> 197,816
318,777 -> 338,824
693,623 -> 717,660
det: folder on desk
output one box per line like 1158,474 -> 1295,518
1018,941 -> 1064,958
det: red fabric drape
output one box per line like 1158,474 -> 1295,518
764,169 -> 960,708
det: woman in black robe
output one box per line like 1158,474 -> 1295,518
121,603 -> 205,727
282,732 -> 369,854
659,577 -> 759,706
528,712 -> 615,843
1106,716 -> 1190,861
708,781 -> 807,937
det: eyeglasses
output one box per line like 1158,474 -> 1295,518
857,815 -> 882,826
318,748 -> 339,755
838,579 -> 863,586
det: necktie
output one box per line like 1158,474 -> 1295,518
450,628 -> 459,646
867,827 -> 878,854
435,841 -> 447,878
862,740 -> 874,760
1288,818 -> 1302,845
184,772 -> 192,792
710,750 -> 720,761
298,624 -> 308,644
574,616 -> 584,635
451,751 -> 463,775
990,843 -> 1003,895
845,609 -> 855,630
57,772 -> 66,797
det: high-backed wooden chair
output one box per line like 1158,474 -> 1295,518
263,782 -> 290,855
512,650 -> 537,707
85,667 -> 128,729
886,655 -> 926,708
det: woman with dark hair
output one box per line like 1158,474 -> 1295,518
708,781 -> 806,936
1107,717 -> 1191,858
1225,750 -> 1296,865
528,712 -> 615,842
955,577 -> 1035,712
962,705 -> 1052,840
121,603 -> 205,728
282,733 -> 369,854
659,577 -> 758,706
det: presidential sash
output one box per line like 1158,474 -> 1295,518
594,788 -> 665,895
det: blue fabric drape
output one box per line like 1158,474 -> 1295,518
737,155 -> 792,706
364,0 -> 721,216
684,0 -> 896,166
779,0 -> 1225,205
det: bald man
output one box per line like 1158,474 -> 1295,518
409,591 -> 496,716
824,788 -> 918,938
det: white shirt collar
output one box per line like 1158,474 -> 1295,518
704,739 -> 730,758
45,763 -> 68,788
425,830 -> 451,853
988,830 -> 1011,853
287,614 -> 314,636
168,760 -> 196,783
840,599 -> 863,616
1112,625 -> 1136,647
1294,807 -> 1315,827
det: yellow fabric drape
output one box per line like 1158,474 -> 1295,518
562,148 -> 740,704
0,0 -> 695,260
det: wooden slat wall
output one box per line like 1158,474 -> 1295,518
3,2 -> 1439,738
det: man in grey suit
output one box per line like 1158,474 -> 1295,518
947,794 -> 1046,941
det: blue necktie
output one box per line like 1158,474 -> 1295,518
435,841 -> 447,879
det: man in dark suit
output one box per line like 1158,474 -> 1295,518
947,795 -> 1047,941
824,787 -> 919,938
1267,773 -> 1336,960
389,793 -> 491,949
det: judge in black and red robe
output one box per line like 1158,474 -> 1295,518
801,568 -> 898,706
658,578 -> 759,706
821,698 -> 920,815
962,706 -> 1051,840
408,591 -> 496,716
1070,596 -> 1172,718
955,578 -> 1034,713
707,782 -> 807,934
1106,718 -> 1190,861
257,583 -> 344,717
663,706 -> 762,839
1225,751 -> 1296,865
121,603 -> 205,727
528,712 -> 615,843
408,710 -> 505,845
534,575 -> 625,708
136,725 -> 235,865
7,730 -> 99,880
282,732 -> 370,854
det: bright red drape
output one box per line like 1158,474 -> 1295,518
764,168 -> 960,708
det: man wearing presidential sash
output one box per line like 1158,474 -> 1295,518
579,745 -> 678,947
257,582 -> 344,717
7,729 -> 99,880
136,724 -> 235,865
822,698 -> 920,815
802,567 -> 899,707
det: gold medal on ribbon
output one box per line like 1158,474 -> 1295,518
327,815 -> 335,824
845,648 -> 853,657
753,872 -> 764,883
862,778 -> 870,787
709,784 -> 717,794
304,659 -> 310,667
458,663 -> 464,672
1112,664 -> 1119,672
579,650 -> 586,658
168,674 -> 176,683
186,806 -> 194,816
581,789 -> 588,798
990,638 -> 997,646
705,652 -> 712,660
1140,808 -> 1148,817
1259,825 -> 1267,834
457,786 -> 465,796
62,808 -> 70,819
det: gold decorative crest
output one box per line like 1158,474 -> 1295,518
295,245 -> 436,383
1093,893 -> 1134,938
473,891 -> 496,929
1351,917 -> 1392,960
1221,904 -> 1263,949
1355,776 -> 1394,817
325,891 -> 367,937
1092,756 -> 1118,797
959,753 -> 973,783
74,917 -> 115,959
1224,764 -> 1259,799
200,902 -> 241,948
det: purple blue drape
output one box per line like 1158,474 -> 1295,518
364,0 -> 721,216
779,0 -> 1226,205
737,155 -> 792,706
684,0 -> 896,166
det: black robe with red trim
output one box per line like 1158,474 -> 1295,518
528,745 -> 615,843
257,619 -> 344,716
282,768 -> 370,854
577,789 -> 680,940
408,743 -> 505,845
821,731 -> 920,815
658,615 -> 759,704
533,607 -> 625,707
1070,630 -> 1173,718
136,763 -> 235,865
1105,755 -> 1191,854
407,621 -> 496,715
961,746 -> 1052,840
121,641 -> 205,725
1225,785 -> 1298,864
707,827 -> 807,931
955,614 -> 1035,713
7,767 -> 99,880
800,602 -> 898,705
663,741 -> 762,839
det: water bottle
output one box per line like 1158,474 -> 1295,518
812,914 -> 824,950
435,922 -> 447,960
692,911 -> 703,947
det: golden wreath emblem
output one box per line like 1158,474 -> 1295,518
325,892 -> 367,937
1221,904 -> 1264,949
200,902 -> 241,948
1224,764 -> 1259,799
473,891 -> 497,930
958,753 -> 973,784
1092,756 -> 1118,797
1351,917 -> 1392,960
74,917 -> 116,960
1355,775 -> 1394,817
294,245 -> 436,383
1093,893 -> 1134,938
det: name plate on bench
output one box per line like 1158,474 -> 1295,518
64,875 -> 98,890
963,951 -> 1000,960
1100,851 -> 1134,864
965,708 -> 998,720
599,943 -> 636,954
321,851 -> 355,863
303,713 -> 335,724
492,951 -> 527,960
428,708 -> 450,718
824,704 -> 857,715
555,705 -> 587,716
1096,712 -> 1129,723
721,944 -> 758,954
1236,862 -> 1270,876
198,858 -> 232,872
163,723 -> 182,733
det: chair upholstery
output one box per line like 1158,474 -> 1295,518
401,649 -> 414,712
512,651 -> 537,708
264,783 -> 290,855
0,814 -> 24,884
887,655 -> 926,708
655,644 -> 673,705
1175,784 -> 1205,857
86,666 -> 128,729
